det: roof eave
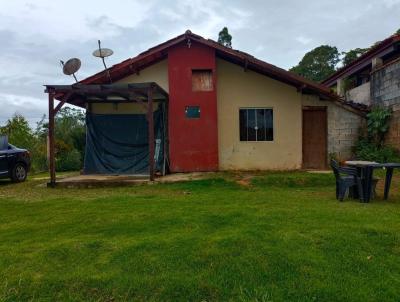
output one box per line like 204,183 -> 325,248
322,35 -> 400,86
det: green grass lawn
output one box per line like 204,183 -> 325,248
1,171 -> 400,301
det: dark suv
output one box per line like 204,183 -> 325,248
0,136 -> 31,182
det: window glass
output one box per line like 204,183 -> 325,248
239,108 -> 273,141
257,109 -> 266,141
247,109 -> 257,141
265,109 -> 274,141
239,109 -> 247,141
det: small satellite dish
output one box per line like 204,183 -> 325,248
60,58 -> 81,82
92,48 -> 113,58
92,40 -> 113,83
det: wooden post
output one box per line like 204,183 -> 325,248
48,91 -> 56,187
163,98 -> 169,176
147,87 -> 155,181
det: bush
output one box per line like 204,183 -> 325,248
366,107 -> 391,146
30,143 -> 48,173
353,106 -> 399,163
355,138 -> 400,163
56,149 -> 82,172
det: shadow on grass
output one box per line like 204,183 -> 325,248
0,179 -> 15,187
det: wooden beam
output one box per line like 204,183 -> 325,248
132,94 -> 150,112
48,91 -> 56,187
147,87 -> 155,181
53,92 -> 73,114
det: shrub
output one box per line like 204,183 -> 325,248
354,106 -> 399,163
30,142 -> 48,173
366,107 -> 391,146
56,149 -> 82,172
355,138 -> 400,163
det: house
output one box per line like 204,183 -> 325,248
322,33 -> 400,150
46,30 -> 366,181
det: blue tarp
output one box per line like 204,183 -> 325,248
83,108 -> 165,175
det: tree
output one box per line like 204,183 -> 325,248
218,27 -> 232,48
290,45 -> 340,82
396,28 -> 400,35
34,107 -> 86,172
342,47 -> 370,66
0,114 -> 35,149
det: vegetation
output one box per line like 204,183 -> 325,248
1,171 -> 400,301
366,107 -> 392,147
291,27 -> 400,81
342,47 -> 370,66
217,27 -> 232,48
289,45 -> 340,82
355,107 -> 400,162
0,108 -> 85,173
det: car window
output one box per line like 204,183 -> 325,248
8,144 -> 16,150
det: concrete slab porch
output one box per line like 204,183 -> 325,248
50,174 -> 150,188
49,172 -> 217,188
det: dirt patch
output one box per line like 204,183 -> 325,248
229,172 -> 257,187
156,172 -> 218,183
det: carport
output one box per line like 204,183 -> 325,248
44,83 -> 169,187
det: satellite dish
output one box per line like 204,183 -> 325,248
92,40 -> 113,83
60,58 -> 81,82
92,48 -> 113,58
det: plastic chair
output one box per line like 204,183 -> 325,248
330,159 -> 364,201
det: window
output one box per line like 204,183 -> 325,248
192,70 -> 213,91
185,106 -> 200,118
239,108 -> 273,141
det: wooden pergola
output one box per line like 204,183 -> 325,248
44,83 -> 169,187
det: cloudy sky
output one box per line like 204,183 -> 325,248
1,0 -> 399,126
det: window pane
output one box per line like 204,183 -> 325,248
265,109 -> 273,141
239,108 -> 273,141
185,106 -> 200,118
247,109 -> 256,141
256,109 -> 266,141
239,109 -> 247,141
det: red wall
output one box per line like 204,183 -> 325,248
167,42 -> 218,172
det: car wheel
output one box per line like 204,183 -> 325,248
11,163 -> 27,182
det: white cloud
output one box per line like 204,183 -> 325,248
295,36 -> 312,45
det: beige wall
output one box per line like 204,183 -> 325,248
90,59 -> 168,114
116,59 -> 169,92
217,59 -> 303,170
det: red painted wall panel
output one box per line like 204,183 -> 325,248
168,42 -> 218,172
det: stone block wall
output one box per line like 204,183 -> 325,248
327,105 -> 365,160
371,58 -> 400,150
302,95 -> 366,161
371,58 -> 400,107
386,109 -> 400,150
